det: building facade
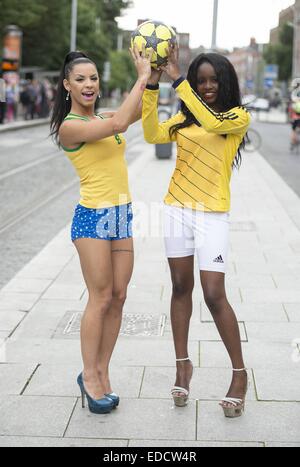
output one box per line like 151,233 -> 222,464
226,38 -> 264,96
270,5 -> 294,45
293,0 -> 300,77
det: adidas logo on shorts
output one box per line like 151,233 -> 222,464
213,255 -> 224,264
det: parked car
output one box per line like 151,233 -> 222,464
244,97 -> 270,112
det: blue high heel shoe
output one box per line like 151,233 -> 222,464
105,392 -> 120,408
77,373 -> 114,414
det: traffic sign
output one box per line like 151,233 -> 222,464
264,65 -> 278,80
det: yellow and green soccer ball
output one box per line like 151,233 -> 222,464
131,20 -> 177,69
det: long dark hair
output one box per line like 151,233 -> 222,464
170,53 -> 246,168
50,51 -> 97,147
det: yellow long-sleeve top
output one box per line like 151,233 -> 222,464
62,113 -> 131,209
142,79 -> 250,212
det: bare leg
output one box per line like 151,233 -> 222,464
97,238 -> 134,393
74,238 -> 113,400
168,256 -> 194,395
200,271 -> 247,405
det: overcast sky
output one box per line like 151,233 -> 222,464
117,0 -> 294,50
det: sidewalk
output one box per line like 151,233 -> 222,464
0,117 -> 50,133
251,108 -> 288,124
0,139 -> 300,447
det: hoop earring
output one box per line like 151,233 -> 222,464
66,92 -> 70,101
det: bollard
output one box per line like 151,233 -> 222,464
155,106 -> 173,159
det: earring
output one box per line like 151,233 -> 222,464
66,92 -> 70,101
98,93 -> 102,99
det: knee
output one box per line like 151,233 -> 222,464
172,279 -> 194,299
88,290 -> 113,314
112,289 -> 127,307
203,287 -> 226,313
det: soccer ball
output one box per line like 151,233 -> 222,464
131,20 -> 177,69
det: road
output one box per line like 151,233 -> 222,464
0,121 -> 144,288
252,119 -> 300,198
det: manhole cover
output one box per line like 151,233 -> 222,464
53,312 -> 167,339
230,222 -> 256,232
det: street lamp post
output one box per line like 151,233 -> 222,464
211,0 -> 219,51
70,0 -> 78,51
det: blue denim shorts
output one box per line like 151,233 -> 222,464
71,203 -> 133,242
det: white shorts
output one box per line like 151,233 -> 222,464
163,204 -> 230,273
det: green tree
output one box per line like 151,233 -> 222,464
264,23 -> 294,81
108,49 -> 136,92
0,0 -> 133,71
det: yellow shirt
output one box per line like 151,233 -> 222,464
62,113 -> 131,209
142,80 -> 250,212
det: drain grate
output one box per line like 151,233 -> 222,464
53,311 -> 167,339
230,222 -> 256,232
121,313 -> 166,336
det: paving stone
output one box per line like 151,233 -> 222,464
140,367 -> 256,401
11,310 -> 67,339
200,341 -> 297,370
1,278 -> 52,295
245,323 -> 300,343
240,288 -> 300,303
0,364 -> 37,395
226,273 -> 275,289
0,395 -> 76,437
0,311 -> 27,332
265,442 -> 300,447
184,322 -> 247,342
24,364 -> 144,399
42,284 -> 86,301
272,274 -> 300,290
284,304 -> 300,322
254,368 -> 300,402
127,285 -> 164,302
14,264 -> 65,280
201,303 -> 288,323
6,338 -> 82,365
0,293 -> 39,312
0,436 -> 128,447
29,299 -> 86,314
197,401 -> 300,443
66,399 -> 196,440
112,339 -> 200,367
129,440 -> 263,447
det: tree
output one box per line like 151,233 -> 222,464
264,23 -> 294,81
0,0 -> 133,71
108,50 -> 136,92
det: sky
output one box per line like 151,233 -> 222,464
117,0 -> 295,50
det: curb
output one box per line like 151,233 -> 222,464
0,118 -> 50,133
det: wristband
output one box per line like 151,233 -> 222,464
172,76 -> 185,89
146,83 -> 159,90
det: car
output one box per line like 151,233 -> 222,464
158,83 -> 174,106
246,97 -> 270,112
242,94 -> 257,106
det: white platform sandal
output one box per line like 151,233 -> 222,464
220,368 -> 248,418
171,357 -> 193,407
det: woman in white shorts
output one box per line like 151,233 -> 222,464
142,46 -> 250,418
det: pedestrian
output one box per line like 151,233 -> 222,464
50,48 -> 152,415
5,84 -> 16,122
142,46 -> 250,418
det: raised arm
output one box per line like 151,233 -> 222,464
142,87 -> 182,144
161,45 -> 250,137
173,79 -> 250,136
60,46 -> 152,146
